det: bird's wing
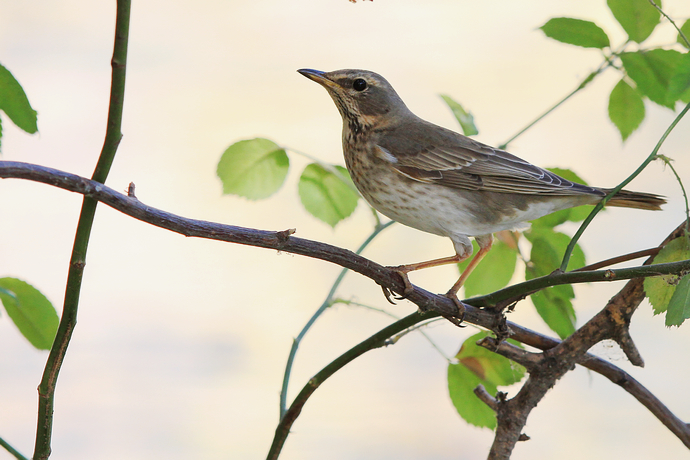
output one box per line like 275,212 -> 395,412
374,119 -> 602,196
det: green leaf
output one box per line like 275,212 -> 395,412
620,49 -> 682,108
527,227 -> 586,272
667,52 -> 690,104
440,95 -> 478,136
0,278 -> 58,350
607,0 -> 661,43
459,239 -> 517,297
0,63 -> 38,136
678,19 -> 690,48
530,288 -> 576,339
525,228 -> 585,338
644,236 -> 690,315
666,275 -> 690,327
447,332 -> 525,429
608,79 -> 646,141
217,138 -> 289,200
539,17 -> 610,49
298,163 -> 359,227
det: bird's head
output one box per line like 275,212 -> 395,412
298,69 -> 410,130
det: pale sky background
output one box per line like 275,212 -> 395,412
1,1 -> 690,459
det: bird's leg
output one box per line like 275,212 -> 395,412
445,235 -> 495,319
388,254 -> 465,300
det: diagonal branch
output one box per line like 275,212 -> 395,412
2,161 -> 689,324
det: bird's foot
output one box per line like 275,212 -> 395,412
380,267 -> 415,304
444,290 -> 466,326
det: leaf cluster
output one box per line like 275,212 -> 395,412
217,138 -> 360,227
539,0 -> 690,140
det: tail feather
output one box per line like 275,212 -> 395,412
603,189 -> 666,211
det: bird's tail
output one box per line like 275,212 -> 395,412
602,189 -> 666,210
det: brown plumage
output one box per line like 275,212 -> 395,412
299,68 -> 665,317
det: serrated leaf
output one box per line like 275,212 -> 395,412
540,17 -> 610,49
665,275 -> 690,327
0,63 -> 38,135
607,0 -> 661,43
448,332 -> 525,429
620,49 -> 682,108
459,240 -> 517,297
525,229 -> 584,338
530,288 -> 576,338
667,53 -> 690,104
217,138 -> 289,200
526,227 -> 586,271
440,95 -> 478,136
298,163 -> 359,227
0,278 -> 58,350
678,19 -> 690,48
644,236 -> 690,315
608,79 -> 646,141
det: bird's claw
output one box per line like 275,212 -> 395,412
444,291 -> 466,327
393,269 -> 415,300
380,268 -> 415,304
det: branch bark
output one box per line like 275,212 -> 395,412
2,161 -> 689,459
484,222 -> 690,459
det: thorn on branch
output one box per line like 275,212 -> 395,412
275,228 -> 296,247
518,433 -> 531,442
126,182 -> 137,198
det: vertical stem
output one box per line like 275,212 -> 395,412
560,101 -> 690,272
32,2 -> 131,459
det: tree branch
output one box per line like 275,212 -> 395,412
2,162 -> 689,458
486,222 -> 690,458
2,161 -> 689,325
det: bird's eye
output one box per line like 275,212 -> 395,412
353,78 -> 367,91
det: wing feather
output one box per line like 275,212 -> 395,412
374,118 -> 602,197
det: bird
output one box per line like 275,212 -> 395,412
298,68 -> 665,318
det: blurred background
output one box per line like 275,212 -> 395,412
1,1 -> 689,459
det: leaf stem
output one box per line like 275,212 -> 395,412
286,146 -> 360,195
334,298 -> 452,361
648,0 -> 690,48
0,437 -> 28,460
278,220 -> 395,418
268,311 -> 431,460
498,60 -> 609,150
560,101 -> 690,271
657,155 -> 690,233
32,2 -> 130,459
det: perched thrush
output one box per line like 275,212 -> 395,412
298,68 -> 665,317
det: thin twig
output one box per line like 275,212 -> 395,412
279,220 -> 394,418
648,0 -> 690,48
560,101 -> 690,271
0,437 -> 28,460
32,3 -> 131,459
474,384 -> 499,412
498,54 -> 617,149
573,247 -> 660,272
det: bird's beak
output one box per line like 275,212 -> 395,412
298,68 -> 338,89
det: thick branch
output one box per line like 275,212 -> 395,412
487,222 -> 690,459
